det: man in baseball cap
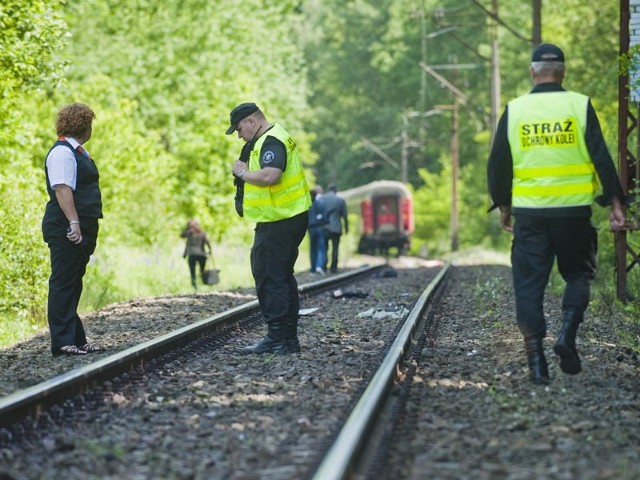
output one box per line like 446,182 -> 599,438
226,102 -> 260,135
488,40 -> 626,385
531,43 -> 564,63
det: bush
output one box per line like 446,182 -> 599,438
0,174 -> 50,326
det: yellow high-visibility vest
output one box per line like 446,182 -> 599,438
243,124 -> 311,222
507,91 -> 599,208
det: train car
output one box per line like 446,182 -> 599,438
340,180 -> 414,256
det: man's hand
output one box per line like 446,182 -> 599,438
609,197 -> 626,232
499,206 -> 513,233
232,160 -> 248,178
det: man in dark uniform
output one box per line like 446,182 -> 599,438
228,103 -> 311,354
487,43 -> 626,384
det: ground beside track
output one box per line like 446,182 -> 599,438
1,257 -> 638,480
381,265 -> 640,480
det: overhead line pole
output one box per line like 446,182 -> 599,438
616,0 -> 638,301
420,62 -> 469,252
532,0 -> 542,45
490,0 -> 501,142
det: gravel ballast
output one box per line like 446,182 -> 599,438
0,259 -> 638,480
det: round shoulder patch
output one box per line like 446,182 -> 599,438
262,150 -> 275,165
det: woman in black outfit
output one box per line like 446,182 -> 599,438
42,103 -> 104,356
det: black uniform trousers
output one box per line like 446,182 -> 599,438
511,214 -> 597,339
251,211 -> 308,339
43,215 -> 99,353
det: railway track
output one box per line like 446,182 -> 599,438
0,264 -> 384,429
311,264 -> 450,479
3,261 -> 638,480
0,261 -> 449,480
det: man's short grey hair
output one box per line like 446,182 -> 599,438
530,61 -> 565,78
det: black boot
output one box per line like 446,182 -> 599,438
553,311 -> 582,374
242,323 -> 293,355
525,336 -> 550,385
286,318 -> 301,353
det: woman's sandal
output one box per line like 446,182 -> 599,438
54,345 -> 88,356
80,343 -> 105,353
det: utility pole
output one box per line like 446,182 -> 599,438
419,3 -> 427,122
401,118 -> 410,184
447,102 -> 460,252
616,0 -> 638,301
420,63 -> 468,252
532,0 -> 542,45
401,110 -> 442,183
490,0 -> 501,141
428,102 -> 461,252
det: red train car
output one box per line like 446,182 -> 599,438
341,181 -> 414,256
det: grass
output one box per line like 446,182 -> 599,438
0,316 -> 43,347
446,246 -> 511,266
0,232 -> 336,349
0,240 -> 263,349
80,242 -> 258,310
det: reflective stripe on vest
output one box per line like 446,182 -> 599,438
243,124 -> 311,222
507,91 -> 598,208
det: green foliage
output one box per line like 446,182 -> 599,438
411,150 -> 507,256
64,0 -> 314,235
0,181 -> 50,325
0,0 -> 66,162
0,0 -> 68,328
0,0 -> 67,102
412,157 -> 454,256
472,276 -> 507,319
0,312 -> 43,347
303,0 -> 496,189
616,303 -> 640,354
77,233 -> 261,313
591,264 -> 640,355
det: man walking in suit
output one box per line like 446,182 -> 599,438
322,183 -> 348,273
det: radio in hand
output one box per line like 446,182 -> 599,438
233,140 -> 253,217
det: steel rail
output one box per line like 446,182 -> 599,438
0,263 -> 383,428
311,262 -> 451,480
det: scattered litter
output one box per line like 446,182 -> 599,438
383,302 -> 406,313
331,289 -> 368,299
374,307 -> 408,319
357,303 -> 409,319
357,308 -> 376,318
299,308 -> 319,316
